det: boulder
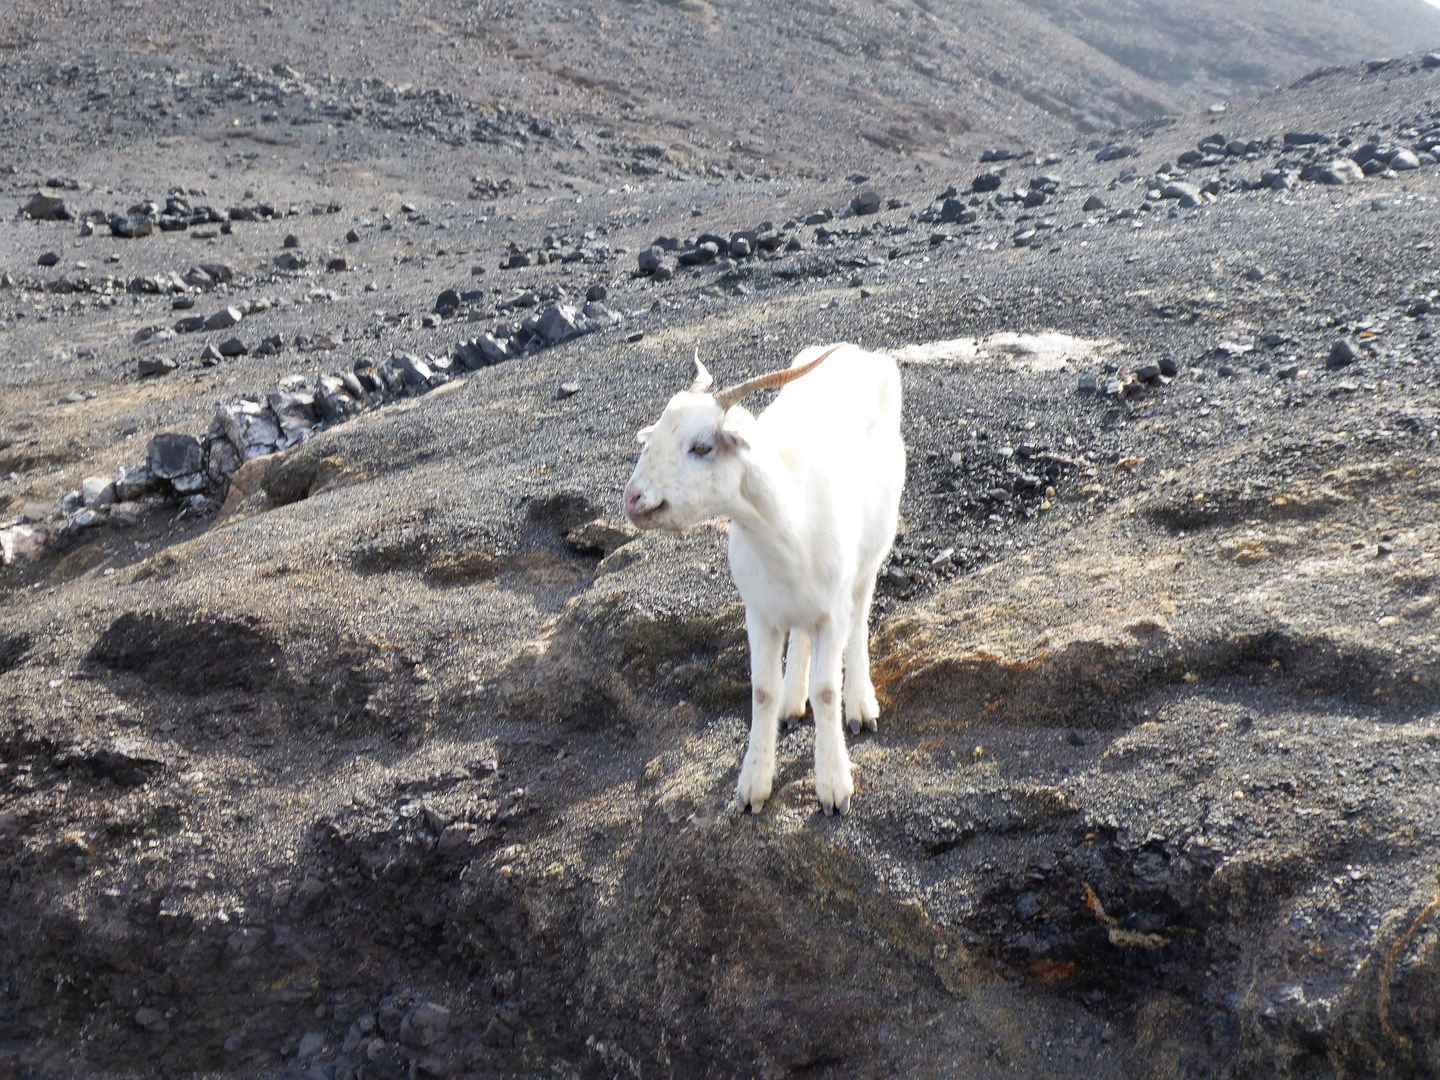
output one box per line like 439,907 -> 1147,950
146,433 -> 204,480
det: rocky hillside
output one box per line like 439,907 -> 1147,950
3,3 -> 1440,1078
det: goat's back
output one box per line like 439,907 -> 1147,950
758,343 -> 901,444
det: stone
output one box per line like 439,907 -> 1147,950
37,251 -> 61,267
558,381 -> 581,398
474,333 -> 514,365
204,307 -> 243,331
1161,182 -> 1202,208
1083,195 -> 1108,212
207,439 -> 241,480
391,353 -> 435,393
218,401 -> 282,454
1327,339 -> 1361,369
637,246 -> 667,274
315,376 -> 361,425
138,356 -> 178,377
326,256 -> 348,272
216,337 -> 249,357
1077,374 -> 1098,393
1158,357 -> 1179,377
1320,158 -> 1365,185
134,1007 -> 168,1034
804,210 -> 832,225
1284,132 -> 1325,146
972,171 -> 1004,193
108,214 -> 154,238
114,464 -> 155,501
585,284 -> 607,302
297,1032 -> 325,1058
677,242 -> 720,265
275,251 -> 308,270
22,192 -> 70,220
1,524 -> 47,565
850,190 -> 882,216
537,305 -> 581,344
283,233 -> 300,248
654,264 -> 675,281
400,1003 -> 451,1049
81,477 -> 116,509
434,288 -> 461,317
1390,149 -> 1421,171
147,433 -> 203,479
1094,144 -> 1138,162
267,391 -> 318,441
938,198 -> 977,224
1424,53 -> 1440,69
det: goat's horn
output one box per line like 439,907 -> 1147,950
713,345 -> 841,412
690,347 -> 714,393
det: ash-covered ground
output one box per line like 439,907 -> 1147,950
3,4 -> 1440,1078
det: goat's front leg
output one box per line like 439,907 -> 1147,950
736,616 -> 785,814
809,623 -> 853,816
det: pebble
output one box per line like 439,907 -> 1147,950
558,382 -> 580,399
1082,195 -> 1108,212
1161,182 -> 1202,208
850,190 -> 882,216
22,192 -> 70,220
217,337 -> 249,357
1320,158 -> 1365,185
37,251 -> 60,267
434,288 -> 461,317
1390,149 -> 1420,172
204,307 -> 243,331
972,171 -> 1004,193
1327,339 -> 1360,369
1425,53 -> 1440,69
326,256 -> 347,272
1077,374 -> 1098,393
138,357 -> 178,377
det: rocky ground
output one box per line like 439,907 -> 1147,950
3,3 -> 1440,1078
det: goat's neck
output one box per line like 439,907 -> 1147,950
726,444 -> 803,564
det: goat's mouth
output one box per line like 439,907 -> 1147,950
626,498 -> 669,529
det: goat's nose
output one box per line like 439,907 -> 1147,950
624,485 -> 643,513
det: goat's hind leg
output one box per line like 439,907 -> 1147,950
843,578 -> 880,734
779,629 -> 810,729
809,625 -> 853,816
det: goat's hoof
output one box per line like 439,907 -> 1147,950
846,718 -> 862,735
863,717 -> 878,733
836,792 -> 851,815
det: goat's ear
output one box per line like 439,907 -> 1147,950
718,417 -> 750,452
636,424 -> 656,445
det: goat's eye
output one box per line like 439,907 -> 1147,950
690,443 -> 713,457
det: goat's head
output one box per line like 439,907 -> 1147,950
623,347 -> 836,531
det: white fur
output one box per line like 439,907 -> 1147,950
623,343 -> 905,815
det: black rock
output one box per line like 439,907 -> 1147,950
971,171 -> 1004,193
216,337 -> 249,357
326,256 -> 347,272
1217,364 -> 1235,377
850,190 -> 882,215
345,229 -> 360,243
938,198 -> 977,224
138,357 -> 178,377
637,246 -> 667,274
1095,144 -> 1139,162
1078,374 -> 1098,393
36,251 -> 60,267
1327,339 -> 1361,369
173,316 -> 207,334
1158,357 -> 1178,378
147,433 -> 203,479
585,284 -> 607,302
1083,195 -> 1108,212
22,192 -> 70,220
677,241 -> 720,265
1425,53 -> 1440,69
283,233 -> 300,248
109,214 -> 154,238
1136,364 -> 1161,382
1284,132 -> 1325,146
434,289 -> 461,317
275,251 -> 308,271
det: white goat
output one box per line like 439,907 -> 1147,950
623,343 -> 905,815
